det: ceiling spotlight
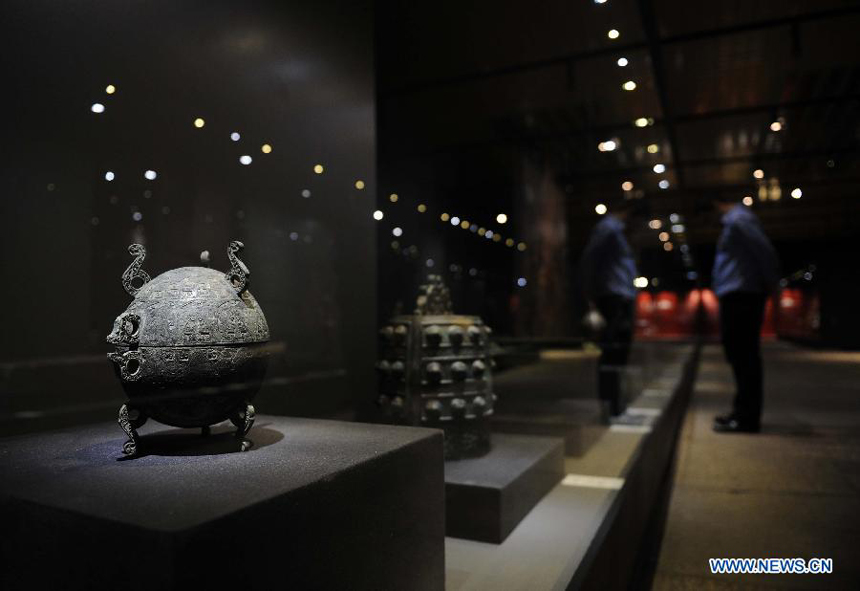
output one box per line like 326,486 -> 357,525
770,121 -> 782,132
373,210 -> 384,221
622,181 -> 634,191
598,139 -> 617,152
653,163 -> 666,174
595,0 -> 608,4
105,84 -> 116,95
144,169 -> 157,180
647,143 -> 660,154
753,169 -> 764,179
658,179 -> 670,189
663,242 -> 674,252
649,219 -> 662,230
239,155 -> 252,165
742,196 -> 754,206
659,232 -> 669,242
634,117 -> 649,127
607,29 -> 620,39
450,216 -> 460,226
634,277 -> 648,288
104,171 -> 115,181
441,213 -> 450,222
517,277 -> 528,287
91,103 -> 105,114
417,203 -> 427,213
194,118 -> 205,128
617,57 -> 628,67
392,227 -> 403,237
595,203 -> 608,215
496,213 -> 508,224
355,180 -> 365,190
791,187 -> 802,199
261,144 -> 273,154
230,132 -> 241,141
622,80 -> 637,91
313,164 -> 324,174
669,213 -> 680,223
389,193 -> 399,203
517,242 -> 527,251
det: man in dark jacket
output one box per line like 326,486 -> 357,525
581,201 -> 640,418
711,197 -> 780,433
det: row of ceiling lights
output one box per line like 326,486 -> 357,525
595,16 -> 671,198
373,199 -> 528,252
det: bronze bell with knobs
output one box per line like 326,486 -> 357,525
376,275 -> 496,459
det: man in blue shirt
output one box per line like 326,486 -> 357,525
711,197 -> 779,433
581,201 -> 641,417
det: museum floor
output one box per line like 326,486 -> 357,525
651,343 -> 860,589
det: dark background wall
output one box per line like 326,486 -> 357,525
0,0 -> 377,432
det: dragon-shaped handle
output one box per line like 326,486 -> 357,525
226,240 -> 250,294
122,244 -> 151,297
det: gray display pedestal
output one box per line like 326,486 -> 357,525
0,416 -> 444,591
445,433 -> 564,543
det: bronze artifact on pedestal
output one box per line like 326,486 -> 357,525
107,241 -> 269,455
377,275 -> 495,459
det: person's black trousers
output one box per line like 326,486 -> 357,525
719,291 -> 767,426
595,295 -> 634,416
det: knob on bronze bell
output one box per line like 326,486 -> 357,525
451,361 -> 468,381
467,325 -> 483,344
450,398 -> 467,418
448,325 -> 465,347
379,326 -> 394,341
425,325 -> 442,347
393,325 -> 408,345
425,361 -> 443,384
424,399 -> 443,420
